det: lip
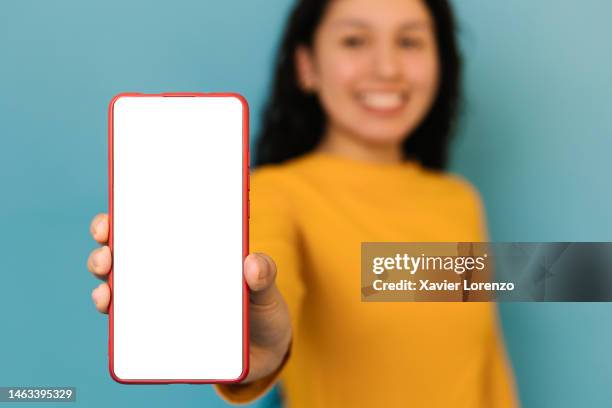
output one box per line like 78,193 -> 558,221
355,90 -> 409,116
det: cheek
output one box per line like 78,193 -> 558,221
404,51 -> 440,100
316,52 -> 366,106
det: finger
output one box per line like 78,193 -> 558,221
90,213 -> 109,244
244,253 -> 279,306
91,282 -> 111,314
87,246 -> 112,279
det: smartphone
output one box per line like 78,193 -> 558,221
107,92 -> 249,384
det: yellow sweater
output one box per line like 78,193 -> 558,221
216,152 -> 518,407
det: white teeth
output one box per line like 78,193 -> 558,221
359,92 -> 404,110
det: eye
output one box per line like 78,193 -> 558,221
341,35 -> 367,48
398,37 -> 424,49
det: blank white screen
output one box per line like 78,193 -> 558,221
111,95 -> 245,381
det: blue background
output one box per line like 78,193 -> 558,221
1,0 -> 611,407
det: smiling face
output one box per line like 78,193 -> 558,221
296,0 -> 440,157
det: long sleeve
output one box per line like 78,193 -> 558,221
460,178 -> 520,406
484,319 -> 520,408
214,167 -> 306,405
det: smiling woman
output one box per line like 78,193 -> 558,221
209,0 -> 519,407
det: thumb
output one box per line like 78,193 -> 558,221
244,253 -> 279,306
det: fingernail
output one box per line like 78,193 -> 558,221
245,256 -> 256,275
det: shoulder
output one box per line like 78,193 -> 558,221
250,155 -> 315,192
448,173 -> 485,215
420,169 -> 485,212
444,173 -> 484,204
250,164 -> 292,185
248,157 -> 312,211
437,172 -> 488,239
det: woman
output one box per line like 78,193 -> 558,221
88,0 -> 518,406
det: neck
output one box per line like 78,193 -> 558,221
316,124 -> 403,164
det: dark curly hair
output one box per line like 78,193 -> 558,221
254,0 -> 462,170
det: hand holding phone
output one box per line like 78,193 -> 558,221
86,93 -> 291,384
88,219 -> 291,385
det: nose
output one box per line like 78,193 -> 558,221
372,43 -> 401,80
